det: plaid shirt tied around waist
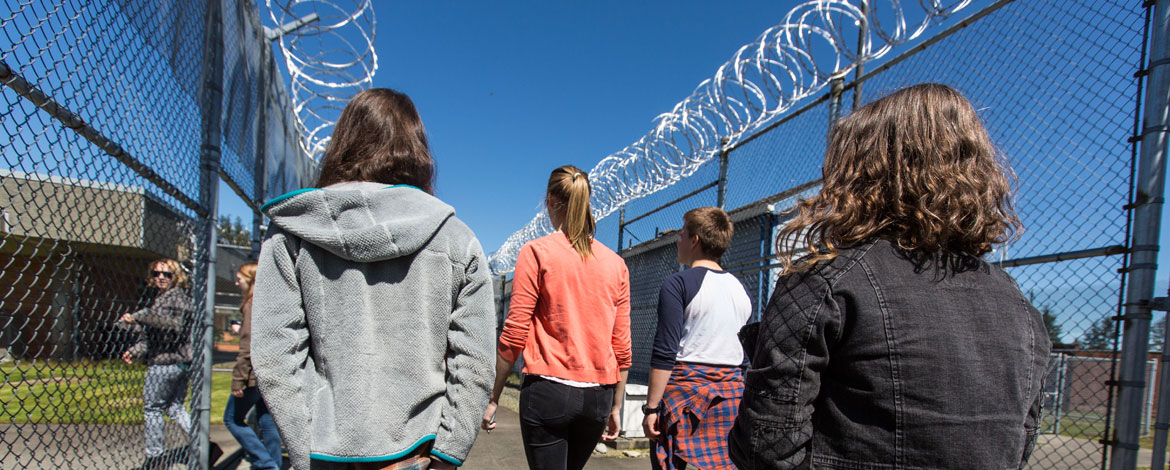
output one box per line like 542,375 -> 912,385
654,362 -> 744,470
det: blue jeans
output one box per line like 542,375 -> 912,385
144,364 -> 191,457
224,387 -> 282,470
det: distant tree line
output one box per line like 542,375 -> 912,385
217,215 -> 252,247
1028,291 -> 1166,352
1078,313 -> 1165,352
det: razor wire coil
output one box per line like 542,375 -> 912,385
266,0 -> 377,160
489,0 -> 975,275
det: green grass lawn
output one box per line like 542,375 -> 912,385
1045,412 -> 1164,450
1,361 -> 232,425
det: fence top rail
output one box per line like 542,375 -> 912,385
726,179 -> 822,221
992,245 -> 1127,268
621,180 -> 719,228
0,61 -> 209,218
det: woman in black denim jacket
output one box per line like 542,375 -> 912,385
729,83 -> 1050,470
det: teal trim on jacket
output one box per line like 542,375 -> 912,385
310,435 -> 435,462
430,448 -> 463,466
261,185 -> 420,212
260,188 -> 320,212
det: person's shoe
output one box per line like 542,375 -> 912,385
208,442 -> 223,466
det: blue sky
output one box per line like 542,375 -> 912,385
214,0 -> 1170,344
217,1 -> 800,251
207,0 -> 1170,343
0,0 -> 1165,346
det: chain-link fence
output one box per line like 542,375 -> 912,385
494,0 -> 1163,467
0,0 -> 312,468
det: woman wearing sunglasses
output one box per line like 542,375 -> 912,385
119,258 -> 198,469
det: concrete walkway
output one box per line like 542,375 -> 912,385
211,406 -> 647,470
1028,434 -> 1161,470
465,407 -> 646,470
3,420 -> 1142,469
208,425 -> 1166,470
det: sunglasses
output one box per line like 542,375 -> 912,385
151,271 -> 174,279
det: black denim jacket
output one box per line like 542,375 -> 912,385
730,240 -> 1050,470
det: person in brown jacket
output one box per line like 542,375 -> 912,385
225,262 -> 283,469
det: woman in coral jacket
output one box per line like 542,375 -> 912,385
483,165 -> 632,470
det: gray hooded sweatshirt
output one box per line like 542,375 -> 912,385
251,182 -> 495,470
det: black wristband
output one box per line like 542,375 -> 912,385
642,403 -> 662,414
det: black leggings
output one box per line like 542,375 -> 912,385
518,376 -> 614,470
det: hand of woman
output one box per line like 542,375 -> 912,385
602,407 -> 621,441
642,413 -> 661,441
231,389 -> 244,398
482,401 -> 498,432
121,350 -> 135,365
120,313 -> 135,324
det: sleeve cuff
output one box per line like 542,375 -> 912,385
497,343 -> 521,363
430,448 -> 463,466
649,357 -> 675,370
617,354 -> 634,369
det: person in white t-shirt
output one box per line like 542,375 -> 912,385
642,207 -> 752,470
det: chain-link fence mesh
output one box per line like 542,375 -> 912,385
0,0 -> 311,468
847,0 -> 1142,465
494,0 -> 1154,467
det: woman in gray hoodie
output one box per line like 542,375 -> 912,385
251,88 -> 496,470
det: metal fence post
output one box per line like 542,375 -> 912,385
195,0 -> 225,468
1112,0 -> 1170,467
827,76 -> 845,129
1148,358 -> 1158,436
252,33 -> 271,257
496,274 -> 507,333
1055,353 -> 1067,436
1152,311 -> 1170,469
618,205 -> 626,253
717,138 -> 730,210
757,212 -> 774,322
852,3 -> 868,111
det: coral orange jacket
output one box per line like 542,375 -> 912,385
498,233 -> 632,384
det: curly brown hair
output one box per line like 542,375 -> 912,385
776,83 -> 1021,273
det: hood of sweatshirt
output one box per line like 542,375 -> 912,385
260,182 -> 454,263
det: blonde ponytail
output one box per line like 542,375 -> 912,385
547,165 -> 596,258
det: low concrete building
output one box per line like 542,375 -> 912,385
0,170 -> 193,360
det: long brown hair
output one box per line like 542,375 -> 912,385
315,88 -> 435,192
776,83 -> 1021,273
237,262 -> 258,308
146,258 -> 188,289
547,165 -> 595,258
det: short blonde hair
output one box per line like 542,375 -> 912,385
683,207 -> 733,258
